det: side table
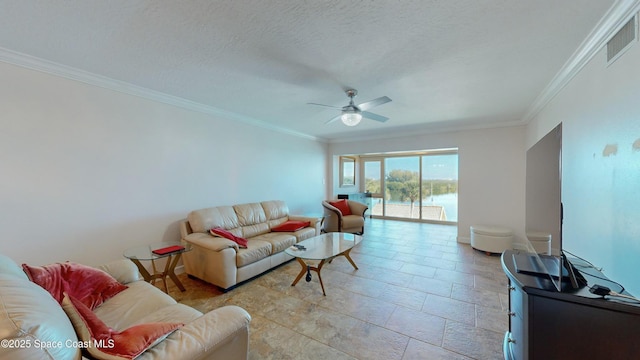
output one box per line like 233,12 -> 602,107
123,242 -> 191,293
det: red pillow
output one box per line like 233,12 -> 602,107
61,293 -> 182,360
210,228 -> 248,248
329,199 -> 352,216
271,220 -> 311,232
22,262 -> 128,310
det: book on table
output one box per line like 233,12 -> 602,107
152,245 -> 185,255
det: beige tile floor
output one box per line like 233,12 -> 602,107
166,219 -> 508,360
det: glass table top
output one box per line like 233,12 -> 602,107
285,232 -> 362,260
123,241 -> 191,261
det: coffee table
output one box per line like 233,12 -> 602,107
285,232 -> 362,296
123,242 -> 191,293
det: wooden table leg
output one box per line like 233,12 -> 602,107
160,257 -> 170,293
316,260 -> 327,296
130,258 -> 153,282
291,258 -> 308,286
128,254 -> 186,293
151,258 -> 159,286
290,258 -> 328,296
166,253 -> 186,292
341,248 -> 359,270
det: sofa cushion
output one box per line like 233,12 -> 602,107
236,240 -> 272,267
62,293 -> 182,360
271,220 -> 310,232
240,222 -> 270,239
234,203 -> 267,226
188,206 -> 239,233
0,274 -> 82,360
261,200 -> 289,220
293,226 -> 317,242
94,281 -> 177,330
22,262 -> 128,310
251,233 -> 297,254
342,214 -> 365,229
329,199 -> 352,215
210,228 -> 248,248
132,303 -> 202,325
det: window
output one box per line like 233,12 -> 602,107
339,156 -> 356,187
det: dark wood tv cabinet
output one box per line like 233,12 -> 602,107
502,250 -> 640,360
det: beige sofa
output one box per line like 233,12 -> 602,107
180,200 -> 321,290
0,254 -> 251,360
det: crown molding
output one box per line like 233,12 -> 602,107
522,0 -> 640,123
0,47 -> 321,142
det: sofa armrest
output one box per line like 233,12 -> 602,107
322,201 -> 342,217
348,201 -> 368,217
140,305 -> 251,360
289,215 -> 322,236
321,202 -> 342,232
289,215 -> 322,225
322,202 -> 342,218
98,259 -> 141,284
183,233 -> 239,252
180,220 -> 194,238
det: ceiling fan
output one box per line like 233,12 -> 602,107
308,89 -> 392,126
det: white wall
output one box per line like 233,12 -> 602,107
0,61 -> 327,266
329,125 -> 526,243
527,37 -> 640,294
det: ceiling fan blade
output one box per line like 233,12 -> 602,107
357,96 -> 392,111
362,111 -> 389,123
325,114 -> 342,124
307,102 -> 342,110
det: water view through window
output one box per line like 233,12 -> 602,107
363,151 -> 458,222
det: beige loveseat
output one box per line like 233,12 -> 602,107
180,200 -> 321,290
0,254 -> 251,360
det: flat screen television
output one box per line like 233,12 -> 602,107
519,123 -> 585,291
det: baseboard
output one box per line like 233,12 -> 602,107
457,236 -> 470,244
174,264 -> 185,274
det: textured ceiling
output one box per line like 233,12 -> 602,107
0,1 -> 616,141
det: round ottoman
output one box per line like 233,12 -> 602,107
526,231 -> 552,255
470,225 -> 513,255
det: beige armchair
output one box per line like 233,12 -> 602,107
322,199 -> 368,234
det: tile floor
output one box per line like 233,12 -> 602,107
168,219 -> 509,359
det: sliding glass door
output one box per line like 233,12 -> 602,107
360,150 -> 458,223
384,156 -> 420,219
421,154 -> 458,222
363,159 -> 382,216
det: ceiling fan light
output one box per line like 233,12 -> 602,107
341,112 -> 362,126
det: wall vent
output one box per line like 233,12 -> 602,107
607,14 -> 637,65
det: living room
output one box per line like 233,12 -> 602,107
2,1 -> 640,359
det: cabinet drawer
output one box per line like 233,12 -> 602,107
511,283 -> 524,317
509,311 -> 525,359
508,282 -> 526,359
